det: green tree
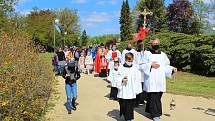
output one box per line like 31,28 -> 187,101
167,0 -> 202,34
26,9 -> 55,46
192,0 -> 210,31
0,0 -> 18,31
135,0 -> 167,33
120,0 -> 132,41
81,30 -> 87,46
55,8 -> 81,46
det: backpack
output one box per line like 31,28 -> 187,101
64,60 -> 80,83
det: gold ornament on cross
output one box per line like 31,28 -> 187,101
139,8 -> 153,27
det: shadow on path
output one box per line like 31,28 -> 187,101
193,107 -> 215,116
134,105 -> 152,120
107,109 -> 123,121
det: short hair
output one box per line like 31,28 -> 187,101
137,40 -> 143,45
112,43 -> 117,46
125,53 -> 134,61
150,38 -> 160,43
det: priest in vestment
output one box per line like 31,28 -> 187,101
134,40 -> 147,107
94,43 -> 108,77
140,38 -> 177,121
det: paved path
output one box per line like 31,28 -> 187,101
45,74 -> 215,121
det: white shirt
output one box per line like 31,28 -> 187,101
116,65 -> 142,99
140,51 -> 173,92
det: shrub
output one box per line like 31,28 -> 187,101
0,30 -> 54,121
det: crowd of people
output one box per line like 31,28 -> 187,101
52,38 -> 177,121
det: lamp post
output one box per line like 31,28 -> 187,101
53,19 -> 59,49
64,31 -> 67,47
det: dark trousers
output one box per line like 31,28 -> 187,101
145,92 -> 163,118
135,82 -> 147,106
110,87 -> 118,100
119,98 -> 135,120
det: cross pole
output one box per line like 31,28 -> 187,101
140,8 -> 153,27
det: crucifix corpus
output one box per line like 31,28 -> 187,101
140,8 -> 153,27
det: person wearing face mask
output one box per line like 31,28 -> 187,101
106,43 -> 121,72
115,53 -> 142,121
134,40 -> 147,107
121,43 -> 137,65
140,38 -> 177,121
107,58 -> 121,100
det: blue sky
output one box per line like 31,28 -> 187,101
16,0 -> 174,36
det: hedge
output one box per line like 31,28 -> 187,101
0,31 -> 54,121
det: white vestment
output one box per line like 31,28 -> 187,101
106,50 -> 121,70
135,50 -> 145,82
140,51 -> 173,92
121,49 -> 137,65
116,65 -> 142,99
107,69 -> 121,87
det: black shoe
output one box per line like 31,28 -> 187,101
68,111 -> 72,114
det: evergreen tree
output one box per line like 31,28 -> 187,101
81,30 -> 88,46
120,0 -> 132,41
167,0 -> 202,34
135,0 -> 167,33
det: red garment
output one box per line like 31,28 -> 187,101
94,49 -> 102,73
133,27 -> 149,41
95,49 -> 109,73
112,51 -> 117,58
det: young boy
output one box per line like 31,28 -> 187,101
62,59 -> 81,114
107,58 -> 121,100
116,53 -> 142,121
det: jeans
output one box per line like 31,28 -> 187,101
65,83 -> 77,111
58,61 -> 65,75
53,65 -> 58,74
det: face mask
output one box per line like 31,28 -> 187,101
125,61 -> 132,66
126,48 -> 132,51
114,66 -> 118,70
138,45 -> 144,50
152,45 -> 160,50
112,47 -> 116,51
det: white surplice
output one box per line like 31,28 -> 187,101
106,50 -> 121,70
121,49 -> 137,65
107,69 -> 121,87
140,51 -> 173,92
116,65 -> 142,99
135,50 -> 145,83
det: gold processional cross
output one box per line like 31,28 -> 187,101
139,8 -> 153,28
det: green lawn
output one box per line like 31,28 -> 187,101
167,72 -> 215,99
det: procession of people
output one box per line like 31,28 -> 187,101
51,37 -> 177,121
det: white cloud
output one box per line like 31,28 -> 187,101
189,0 -> 214,3
19,9 -> 31,16
18,0 -> 32,5
96,0 -> 118,6
83,12 -> 113,23
71,0 -> 87,4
